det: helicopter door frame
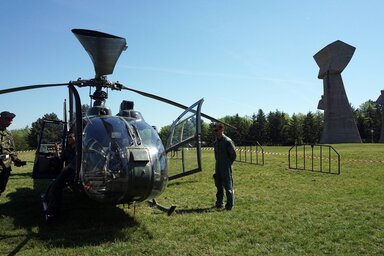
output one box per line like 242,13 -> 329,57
166,98 -> 203,181
32,85 -> 83,180
68,84 -> 83,182
32,119 -> 67,179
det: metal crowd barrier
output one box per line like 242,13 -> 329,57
236,142 -> 264,165
288,144 -> 340,175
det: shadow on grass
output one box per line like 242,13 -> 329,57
0,182 -> 149,255
174,206 -> 219,214
167,179 -> 199,187
6,172 -> 33,179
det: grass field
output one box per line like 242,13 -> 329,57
0,144 -> 383,255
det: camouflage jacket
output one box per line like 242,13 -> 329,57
0,129 -> 18,168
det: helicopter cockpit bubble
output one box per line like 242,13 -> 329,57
81,115 -> 168,204
81,116 -> 135,203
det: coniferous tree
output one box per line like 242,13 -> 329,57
356,100 -> 381,142
288,113 -> 304,144
254,109 -> 268,144
246,113 -> 259,145
314,111 -> 324,143
221,114 -> 251,145
267,110 -> 289,145
302,112 -> 317,144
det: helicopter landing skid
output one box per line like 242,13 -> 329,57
148,199 -> 176,216
40,194 -> 54,223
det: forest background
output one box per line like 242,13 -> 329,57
10,99 -> 382,151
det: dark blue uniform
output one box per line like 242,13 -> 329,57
214,134 -> 236,210
45,145 -> 76,215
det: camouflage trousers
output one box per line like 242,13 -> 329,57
0,166 -> 12,194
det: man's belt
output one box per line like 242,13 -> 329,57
0,154 -> 10,160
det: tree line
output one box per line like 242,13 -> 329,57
159,100 -> 382,146
10,100 -> 383,151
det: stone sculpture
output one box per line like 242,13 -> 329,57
314,40 -> 362,143
375,90 -> 384,143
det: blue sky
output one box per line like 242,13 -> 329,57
1,1 -> 384,130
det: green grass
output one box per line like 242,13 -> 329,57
0,144 -> 383,255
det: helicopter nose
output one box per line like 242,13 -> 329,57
81,147 -> 154,204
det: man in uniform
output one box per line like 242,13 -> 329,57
0,111 -> 26,196
43,130 -> 76,220
213,122 -> 237,210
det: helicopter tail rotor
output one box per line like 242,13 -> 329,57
72,29 -> 127,79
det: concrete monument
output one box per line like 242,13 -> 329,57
375,90 -> 384,143
314,40 -> 362,143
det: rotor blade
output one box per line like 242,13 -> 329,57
0,83 -> 70,95
120,84 -> 236,129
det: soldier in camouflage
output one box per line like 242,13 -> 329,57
0,111 -> 26,196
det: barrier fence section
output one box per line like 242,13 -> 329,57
288,144 -> 340,175
236,142 -> 265,166
171,143 -> 265,166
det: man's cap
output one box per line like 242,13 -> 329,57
0,111 -> 16,119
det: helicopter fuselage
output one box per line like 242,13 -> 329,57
0,28 -> 216,220
81,114 -> 168,204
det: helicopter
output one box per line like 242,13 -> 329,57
0,29 -> 232,219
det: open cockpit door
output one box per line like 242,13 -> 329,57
32,84 -> 83,180
166,99 -> 203,180
32,120 -> 67,179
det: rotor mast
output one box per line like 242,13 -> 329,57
72,28 -> 128,112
